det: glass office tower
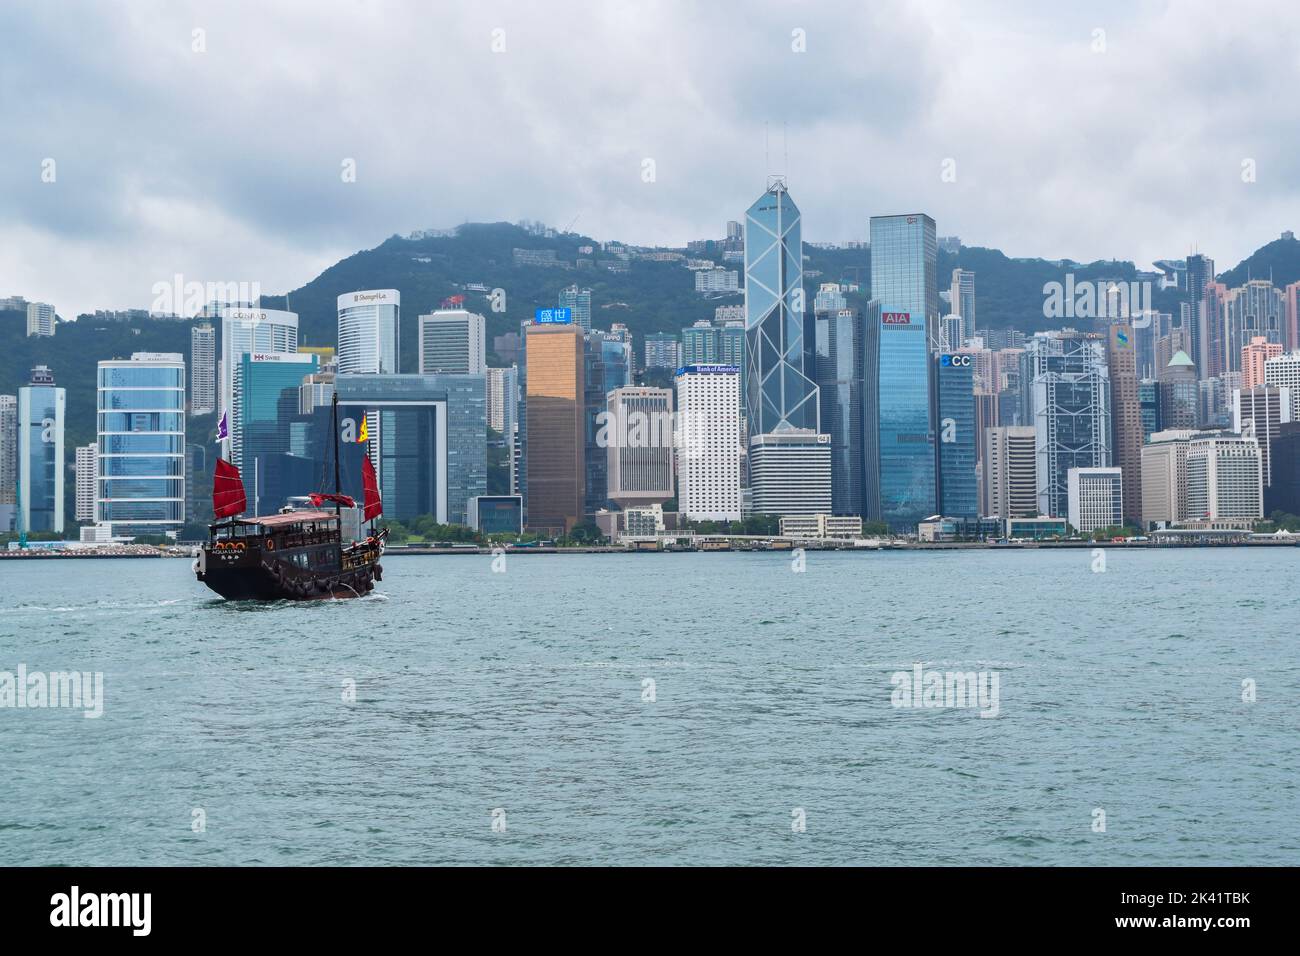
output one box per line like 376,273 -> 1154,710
862,303 -> 936,527
96,353 -> 185,536
238,352 -> 318,511
815,308 -> 864,516
863,215 -> 940,528
334,373 -> 486,526
558,285 -> 593,333
337,290 -> 400,375
933,353 -> 978,517
16,365 -> 65,534
744,178 -> 818,435
870,214 -> 940,347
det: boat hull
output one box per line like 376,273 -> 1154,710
196,537 -> 384,602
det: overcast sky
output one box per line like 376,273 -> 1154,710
3,0 -> 1298,318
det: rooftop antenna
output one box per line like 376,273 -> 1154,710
764,121 -> 770,174
783,121 -> 789,182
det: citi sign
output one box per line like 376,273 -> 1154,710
881,312 -> 912,325
940,354 -> 971,367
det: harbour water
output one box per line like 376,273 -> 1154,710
1,549 -> 1297,866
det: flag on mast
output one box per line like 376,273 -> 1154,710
215,411 -> 228,443
358,413 -> 369,443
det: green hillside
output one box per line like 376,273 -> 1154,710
1218,235 -> 1300,288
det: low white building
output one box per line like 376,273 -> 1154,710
779,514 -> 862,538
1067,466 -> 1123,533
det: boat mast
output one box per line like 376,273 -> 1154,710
332,391 -> 342,518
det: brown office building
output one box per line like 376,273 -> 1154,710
525,322 -> 585,534
1106,321 -> 1144,526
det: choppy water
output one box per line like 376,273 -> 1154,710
1,548 -> 1297,866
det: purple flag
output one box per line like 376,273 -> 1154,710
215,411 -> 228,443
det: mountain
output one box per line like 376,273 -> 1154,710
262,223 -> 1188,362
1218,234 -> 1300,289
260,222 -> 742,365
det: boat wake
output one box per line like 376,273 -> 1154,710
0,597 -> 189,614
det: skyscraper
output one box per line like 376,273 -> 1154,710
682,320 -> 720,365
0,394 -> 16,511
1186,435 -> 1262,525
558,285 -> 593,333
524,322 -> 585,533
870,214 -> 940,348
1284,281 -> 1300,351
582,332 -> 612,515
190,323 -> 216,415
1019,332 -> 1112,519
486,366 -> 518,493
815,308 -> 864,516
862,214 -> 940,528
1158,350 -> 1199,429
605,386 -> 674,509
219,307 -> 298,465
486,366 -> 518,434
75,444 -> 97,522
1184,253 -> 1214,375
643,333 -> 680,371
1141,429 -> 1199,528
675,365 -> 742,522
748,432 -> 832,516
334,373 -> 486,525
418,309 -> 486,374
982,426 -> 1037,519
1138,379 -> 1162,440
16,365 -> 65,534
950,268 -> 975,342
933,352 -> 977,517
863,302 -> 936,528
96,353 -> 187,537
1223,281 -> 1284,373
1234,385 -> 1292,493
1242,336 -> 1282,387
1105,322 -> 1144,526
337,290 -> 400,375
26,302 -> 55,337
1267,422 -> 1300,514
744,179 -> 818,435
237,352 -> 317,509
1263,350 -> 1300,420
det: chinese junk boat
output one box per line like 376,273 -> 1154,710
195,396 -> 388,601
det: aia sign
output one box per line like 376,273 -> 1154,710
882,312 -> 911,325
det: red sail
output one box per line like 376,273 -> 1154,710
309,492 -> 356,508
362,454 -> 382,522
213,458 -> 247,519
